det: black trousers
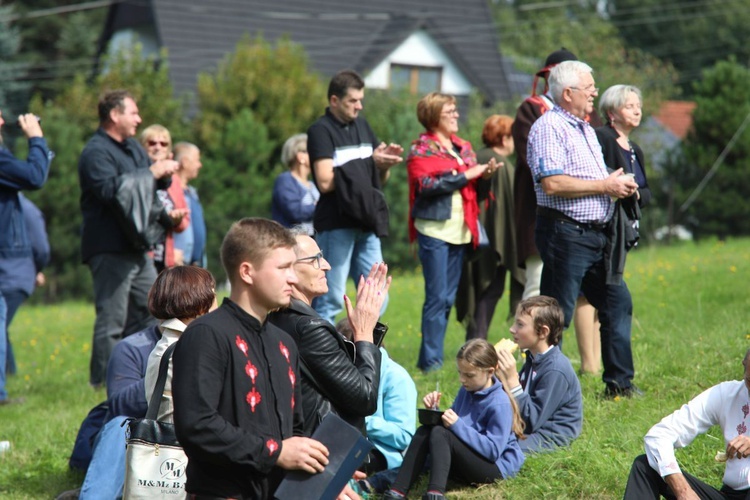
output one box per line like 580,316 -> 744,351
623,454 -> 750,500
391,425 -> 502,495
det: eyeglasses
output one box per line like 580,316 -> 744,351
569,86 -> 599,95
295,251 -> 324,269
441,108 -> 459,116
148,140 -> 170,147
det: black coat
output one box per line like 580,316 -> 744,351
595,125 -> 651,208
268,298 -> 382,436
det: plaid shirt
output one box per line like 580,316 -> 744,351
528,105 -> 613,223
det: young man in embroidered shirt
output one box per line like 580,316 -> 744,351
496,295 -> 582,453
172,218 -> 335,498
623,349 -> 750,499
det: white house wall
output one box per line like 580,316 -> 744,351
366,30 -> 473,95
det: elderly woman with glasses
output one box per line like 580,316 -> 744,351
407,92 -> 497,373
139,124 -> 190,271
268,228 -> 390,443
271,133 -> 320,236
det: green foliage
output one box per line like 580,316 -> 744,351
26,45 -> 189,300
4,239 -> 750,497
0,5 -> 26,115
192,36 -> 326,282
492,0 -> 680,110
677,59 -> 750,238
609,0 -> 750,95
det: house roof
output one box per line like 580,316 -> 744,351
99,0 -> 514,104
652,100 -> 696,140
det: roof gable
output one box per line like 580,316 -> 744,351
101,0 -> 513,104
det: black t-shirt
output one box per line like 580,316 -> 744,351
307,109 -> 380,231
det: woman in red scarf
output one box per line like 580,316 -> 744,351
407,92 -> 498,373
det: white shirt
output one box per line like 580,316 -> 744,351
644,380 -> 750,490
144,318 -> 187,424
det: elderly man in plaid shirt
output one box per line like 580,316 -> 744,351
527,60 -> 640,398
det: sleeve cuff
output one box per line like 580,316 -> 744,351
510,385 -> 524,397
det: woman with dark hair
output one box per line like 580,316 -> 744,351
457,115 -> 525,341
407,92 -> 497,373
144,265 -> 217,423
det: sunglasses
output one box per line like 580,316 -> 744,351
147,140 -> 170,147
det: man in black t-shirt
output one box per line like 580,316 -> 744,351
307,69 -> 403,324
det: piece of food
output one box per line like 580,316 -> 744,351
715,451 -> 727,462
495,338 -> 518,354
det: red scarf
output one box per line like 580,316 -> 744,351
406,131 -> 480,246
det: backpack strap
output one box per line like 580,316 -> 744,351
145,342 -> 177,421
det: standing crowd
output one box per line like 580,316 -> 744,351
1,46 -> 742,500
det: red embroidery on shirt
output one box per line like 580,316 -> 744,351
279,341 -> 290,363
245,360 -> 258,384
288,366 -> 296,388
291,394 -> 295,410
738,421 -> 747,435
235,335 -> 249,357
743,403 -> 749,420
266,439 -> 279,455
246,388 -> 262,412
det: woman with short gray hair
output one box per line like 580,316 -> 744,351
271,133 -> 320,235
595,85 -> 651,207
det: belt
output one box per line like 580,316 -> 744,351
537,206 -> 610,231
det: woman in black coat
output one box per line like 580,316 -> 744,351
595,85 -> 651,208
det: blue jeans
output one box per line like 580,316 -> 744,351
0,296 -> 6,401
417,233 -> 465,372
89,253 -> 157,386
4,289 -> 28,375
80,416 -> 128,500
313,228 -> 387,325
535,215 -> 634,390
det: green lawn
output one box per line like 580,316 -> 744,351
2,238 -> 749,499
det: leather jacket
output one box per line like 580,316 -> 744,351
268,299 -> 382,436
411,171 -> 469,222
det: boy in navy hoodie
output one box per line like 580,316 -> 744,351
496,295 -> 583,453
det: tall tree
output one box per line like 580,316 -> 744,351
606,0 -> 750,95
676,58 -> 750,238
0,5 -> 27,116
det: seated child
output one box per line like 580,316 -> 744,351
384,339 -> 525,500
496,295 -> 583,453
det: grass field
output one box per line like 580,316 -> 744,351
1,237 -> 749,499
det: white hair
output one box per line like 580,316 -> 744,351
549,61 -> 594,104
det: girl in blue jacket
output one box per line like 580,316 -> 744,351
384,339 -> 525,500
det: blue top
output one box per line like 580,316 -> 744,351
105,325 -> 160,422
450,377 -> 524,478
0,194 -> 50,296
271,171 -> 319,235
365,348 -> 418,468
0,136 -> 51,261
174,185 -> 206,267
515,345 -> 583,452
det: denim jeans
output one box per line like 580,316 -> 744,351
535,215 -> 634,390
313,228 -> 387,325
88,253 -> 157,386
80,416 -> 128,500
416,233 -> 465,372
4,289 -> 28,375
0,296 -> 6,401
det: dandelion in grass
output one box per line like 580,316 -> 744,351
82,342 -> 90,352
730,266 -> 737,273
30,339 -> 37,347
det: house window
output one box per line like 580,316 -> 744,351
390,64 -> 442,94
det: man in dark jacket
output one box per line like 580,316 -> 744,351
269,231 -> 389,437
78,90 -> 178,387
0,109 -> 50,405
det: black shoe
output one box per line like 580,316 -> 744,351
422,492 -> 447,500
604,384 -> 643,399
383,490 -> 406,500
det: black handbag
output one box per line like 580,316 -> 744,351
123,342 -> 187,499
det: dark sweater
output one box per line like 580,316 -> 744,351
173,299 -> 303,499
515,345 -> 582,452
